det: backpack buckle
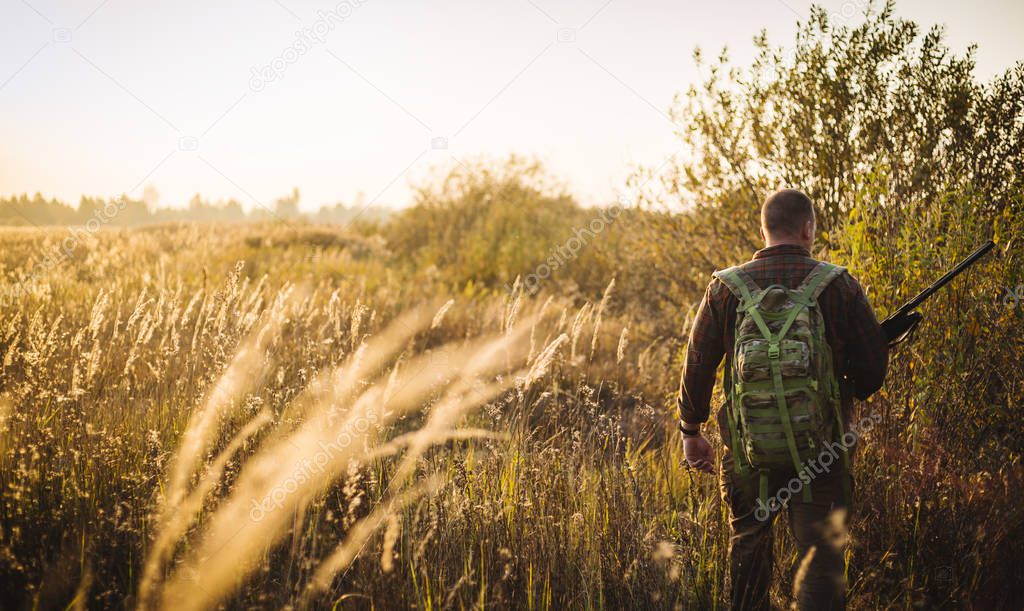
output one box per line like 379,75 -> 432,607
767,342 -> 780,360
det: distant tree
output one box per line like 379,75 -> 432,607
273,187 -> 302,219
0,193 -> 79,225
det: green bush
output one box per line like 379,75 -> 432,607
386,157 -> 593,292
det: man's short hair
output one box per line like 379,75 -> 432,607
761,189 -> 814,237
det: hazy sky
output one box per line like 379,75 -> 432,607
1,0 -> 1022,212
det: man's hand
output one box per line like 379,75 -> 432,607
684,433 -> 716,473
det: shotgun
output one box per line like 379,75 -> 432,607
880,241 -> 996,346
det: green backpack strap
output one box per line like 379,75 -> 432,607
770,262 -> 847,345
794,261 -> 851,503
795,261 -> 847,304
711,267 -> 762,475
721,356 -> 748,474
713,267 -> 775,341
766,302 -> 810,501
711,266 -> 760,306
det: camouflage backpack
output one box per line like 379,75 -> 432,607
712,261 -> 850,504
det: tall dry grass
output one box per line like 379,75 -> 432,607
0,225 -> 702,609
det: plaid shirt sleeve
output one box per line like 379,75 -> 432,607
676,279 -> 728,424
831,272 -> 889,400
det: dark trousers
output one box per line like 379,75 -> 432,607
721,450 -> 851,610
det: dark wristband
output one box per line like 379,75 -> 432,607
678,421 -> 701,437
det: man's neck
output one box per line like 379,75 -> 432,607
763,238 -> 811,250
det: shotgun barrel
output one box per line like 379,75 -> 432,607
880,240 -> 996,345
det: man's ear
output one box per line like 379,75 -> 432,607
759,225 -> 766,241
802,219 -> 814,241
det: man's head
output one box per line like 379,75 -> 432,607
760,189 -> 815,250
